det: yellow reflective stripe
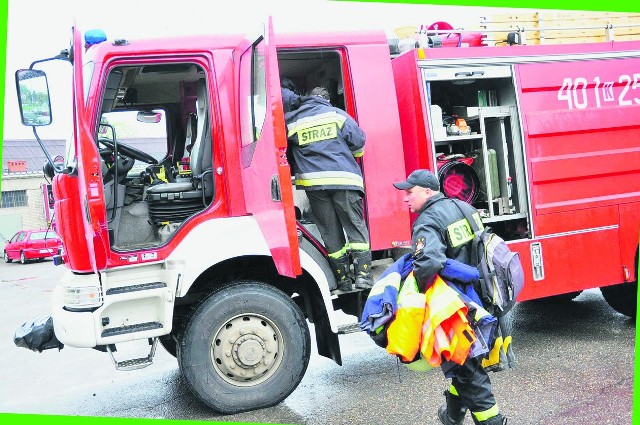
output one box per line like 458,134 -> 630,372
368,272 -> 401,296
349,243 -> 370,251
287,113 -> 346,137
328,246 -> 348,259
352,147 -> 364,158
447,218 -> 474,248
449,384 -> 459,396
295,177 -> 364,188
396,293 -> 426,309
503,335 -> 512,353
472,404 -> 500,422
481,336 -> 503,369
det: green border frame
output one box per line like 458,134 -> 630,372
0,1 -> 637,424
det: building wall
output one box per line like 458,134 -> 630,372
0,173 -> 48,250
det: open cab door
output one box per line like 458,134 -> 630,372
236,17 -> 301,278
71,25 -> 109,272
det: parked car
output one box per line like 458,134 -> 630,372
3,229 -> 63,264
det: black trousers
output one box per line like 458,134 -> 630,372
449,356 -> 497,414
306,189 -> 369,256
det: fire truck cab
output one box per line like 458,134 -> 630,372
15,21 -> 410,413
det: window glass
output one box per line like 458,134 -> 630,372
17,233 -> 26,242
83,61 -> 95,105
239,38 -> 267,148
29,231 -> 58,240
100,110 -> 167,174
0,190 -> 28,208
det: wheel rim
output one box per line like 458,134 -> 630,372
20,253 -> 25,263
210,313 -> 284,387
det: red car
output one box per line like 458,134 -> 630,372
3,229 -> 63,264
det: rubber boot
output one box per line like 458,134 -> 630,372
438,390 -> 468,425
328,254 -> 353,293
472,413 -> 507,425
352,250 -> 374,290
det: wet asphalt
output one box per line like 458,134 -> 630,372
0,259 -> 634,424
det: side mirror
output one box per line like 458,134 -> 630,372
15,69 -> 53,126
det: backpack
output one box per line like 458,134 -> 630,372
452,200 -> 525,317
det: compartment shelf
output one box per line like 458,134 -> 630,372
481,212 -> 526,224
434,133 -> 483,144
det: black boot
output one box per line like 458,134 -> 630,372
328,254 -> 353,293
352,250 -> 373,289
438,390 -> 468,425
472,413 -> 507,425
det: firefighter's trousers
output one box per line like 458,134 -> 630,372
306,189 -> 370,256
447,356 -> 499,421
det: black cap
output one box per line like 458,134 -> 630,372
393,169 -> 440,190
309,87 -> 330,101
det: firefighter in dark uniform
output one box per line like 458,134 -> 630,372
282,87 -> 373,292
393,169 -> 507,425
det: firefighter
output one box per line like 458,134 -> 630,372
393,169 -> 507,425
282,87 -> 373,292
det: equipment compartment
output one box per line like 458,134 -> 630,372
424,66 -> 530,240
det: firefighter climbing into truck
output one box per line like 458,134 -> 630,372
12,17 -> 639,414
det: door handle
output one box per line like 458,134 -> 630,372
454,71 -> 485,78
271,175 -> 282,202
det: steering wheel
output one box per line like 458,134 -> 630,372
98,137 -> 158,165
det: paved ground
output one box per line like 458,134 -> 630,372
0,258 -> 635,424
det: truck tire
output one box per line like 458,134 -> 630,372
544,290 -> 583,303
177,281 -> 311,414
391,247 -> 412,261
600,281 -> 637,319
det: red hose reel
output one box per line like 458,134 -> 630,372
436,155 -> 480,204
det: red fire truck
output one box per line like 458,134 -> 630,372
14,19 -> 638,413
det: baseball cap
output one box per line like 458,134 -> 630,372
393,169 -> 440,190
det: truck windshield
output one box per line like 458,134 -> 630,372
100,110 -> 168,174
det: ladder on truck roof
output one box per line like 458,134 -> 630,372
389,11 -> 640,52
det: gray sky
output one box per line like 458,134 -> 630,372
3,0 -> 533,140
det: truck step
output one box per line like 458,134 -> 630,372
101,321 -> 163,337
337,323 -> 362,334
105,281 -> 167,295
107,338 -> 158,371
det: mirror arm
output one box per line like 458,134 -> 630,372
29,51 -> 71,70
32,127 -> 63,174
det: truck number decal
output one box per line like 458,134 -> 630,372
557,74 -> 640,109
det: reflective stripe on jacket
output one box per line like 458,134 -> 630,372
420,276 -> 475,366
285,96 -> 365,192
386,272 -> 425,363
385,273 -> 476,366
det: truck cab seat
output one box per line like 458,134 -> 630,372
146,79 -> 213,224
